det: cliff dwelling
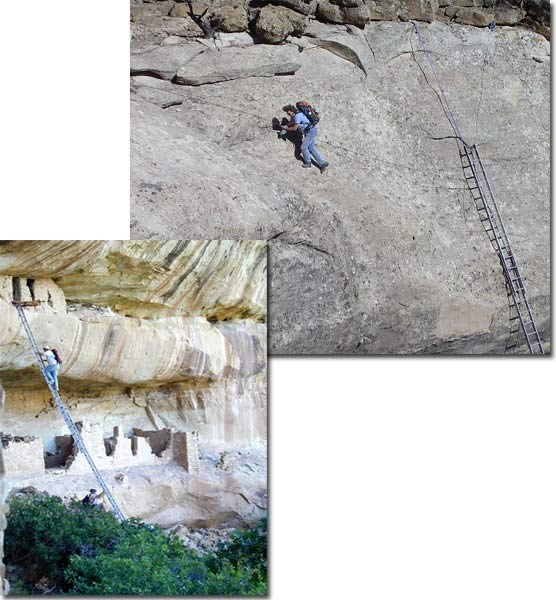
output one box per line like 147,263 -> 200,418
0,241 -> 268,531
2,425 -> 200,477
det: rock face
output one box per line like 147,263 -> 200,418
174,44 -> 302,85
0,241 -> 267,528
130,19 -> 550,354
131,44 -> 205,79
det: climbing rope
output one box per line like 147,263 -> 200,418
473,22 -> 496,145
410,20 -> 468,145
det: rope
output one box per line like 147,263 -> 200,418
473,26 -> 496,145
409,21 -> 468,146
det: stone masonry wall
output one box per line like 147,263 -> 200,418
173,431 -> 201,474
1,436 -> 45,475
1,422 -> 201,477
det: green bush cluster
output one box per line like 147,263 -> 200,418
5,493 -> 267,596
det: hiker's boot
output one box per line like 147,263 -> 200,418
302,163 -> 312,168
319,161 -> 329,174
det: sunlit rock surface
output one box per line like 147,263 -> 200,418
130,10 -> 550,354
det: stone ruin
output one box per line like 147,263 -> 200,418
1,435 -> 45,475
1,423 -> 200,477
0,275 -> 66,312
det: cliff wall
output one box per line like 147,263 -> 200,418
130,2 -> 550,354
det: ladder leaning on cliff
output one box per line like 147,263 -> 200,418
12,302 -> 126,521
409,21 -> 544,355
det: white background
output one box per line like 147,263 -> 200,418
1,2 -> 554,599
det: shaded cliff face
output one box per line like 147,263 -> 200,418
130,7 -> 550,354
0,241 -> 267,528
0,240 -> 266,320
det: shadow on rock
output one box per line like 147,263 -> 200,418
272,116 -> 303,162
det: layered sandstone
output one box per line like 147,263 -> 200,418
0,240 -> 266,320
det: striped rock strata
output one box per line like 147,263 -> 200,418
0,240 -> 266,320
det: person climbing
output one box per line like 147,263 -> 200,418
41,346 -> 60,391
280,104 -> 329,173
82,488 -> 106,509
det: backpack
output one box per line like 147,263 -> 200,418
52,349 -> 62,365
82,494 -> 92,506
295,101 -> 320,130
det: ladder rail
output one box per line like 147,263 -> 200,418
472,146 -> 543,331
468,146 -> 543,352
461,147 -> 544,354
472,148 -> 513,243
13,303 -> 126,520
498,260 -> 543,351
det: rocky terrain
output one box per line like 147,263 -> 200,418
130,0 -> 550,354
0,241 -> 267,535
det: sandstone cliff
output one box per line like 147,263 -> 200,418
0,241 -> 267,528
130,1 -> 550,354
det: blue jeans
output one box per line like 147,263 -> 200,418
301,127 -> 326,167
46,364 -> 59,391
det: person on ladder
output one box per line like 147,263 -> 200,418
82,488 -> 107,510
41,346 -> 61,391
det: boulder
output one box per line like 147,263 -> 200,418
397,0 -> 439,22
131,16 -> 201,48
131,43 -> 206,79
254,5 -> 307,44
173,44 -> 301,85
521,0 -> 550,36
494,2 -> 526,25
371,0 -> 398,20
445,6 -> 494,26
363,0 -> 439,22
211,2 -> 249,32
270,0 -> 318,16
316,0 -> 372,27
169,1 -> 209,19
130,0 -> 175,19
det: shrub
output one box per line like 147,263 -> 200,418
65,524 -> 209,595
5,492 -> 123,586
5,492 -> 267,595
206,517 -> 268,594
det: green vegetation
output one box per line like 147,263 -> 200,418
5,493 -> 267,596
